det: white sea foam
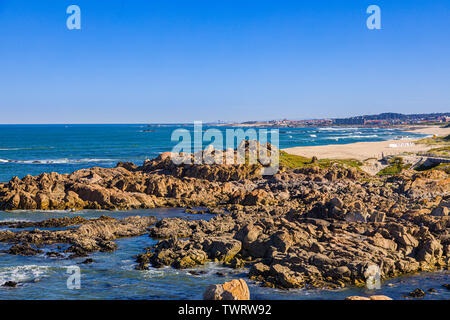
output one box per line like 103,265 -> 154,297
318,127 -> 360,131
327,135 -> 378,140
310,134 -> 317,138
0,158 -> 116,165
141,267 -> 170,278
0,265 -> 49,286
0,218 -> 30,223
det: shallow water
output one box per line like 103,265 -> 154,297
0,209 -> 448,300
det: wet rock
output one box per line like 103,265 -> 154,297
188,270 -> 208,276
46,251 -> 64,258
408,288 -> 426,298
2,281 -> 18,288
1,216 -> 156,259
203,279 -> 250,300
81,258 -> 95,264
5,243 -> 43,256
202,237 -> 242,263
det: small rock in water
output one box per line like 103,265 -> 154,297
215,272 -> 226,277
203,279 -> 250,300
442,284 -> 450,291
46,251 -> 64,258
408,288 -> 426,298
6,243 -> 43,256
188,270 -> 207,276
427,288 -> 436,292
2,281 -> 18,288
81,258 -> 95,264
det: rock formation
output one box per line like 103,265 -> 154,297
203,279 -> 250,300
0,147 -> 449,290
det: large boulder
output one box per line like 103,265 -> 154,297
203,279 -> 250,300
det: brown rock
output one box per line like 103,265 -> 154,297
345,296 -> 370,300
369,295 -> 393,300
203,279 -> 250,300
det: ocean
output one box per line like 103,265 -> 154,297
2,124 -> 448,300
0,124 -> 425,182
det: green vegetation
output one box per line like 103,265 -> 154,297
279,151 -> 362,170
377,157 -> 410,176
414,134 -> 450,145
317,158 -> 363,169
416,162 -> 450,174
423,145 -> 450,157
279,151 -> 312,168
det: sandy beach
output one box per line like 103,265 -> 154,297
283,125 -> 450,161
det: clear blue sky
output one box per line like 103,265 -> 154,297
0,0 -> 449,123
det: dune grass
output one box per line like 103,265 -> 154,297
414,134 -> 450,145
377,157 -> 411,176
279,151 -> 362,170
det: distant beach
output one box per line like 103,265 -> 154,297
283,125 -> 450,161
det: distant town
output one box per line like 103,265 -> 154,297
221,112 -> 450,128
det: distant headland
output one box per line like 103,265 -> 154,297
209,112 -> 450,128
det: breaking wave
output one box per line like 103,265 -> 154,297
0,158 -> 116,165
0,265 -> 49,286
326,135 -> 379,141
318,127 -> 361,131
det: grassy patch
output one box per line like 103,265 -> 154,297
279,151 -> 312,168
414,134 -> 450,145
279,151 -> 362,170
317,158 -> 363,170
424,145 -> 450,157
415,162 -> 450,174
377,157 -> 410,176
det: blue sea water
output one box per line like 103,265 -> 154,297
1,124 -> 446,300
0,124 -> 425,182
0,209 -> 448,300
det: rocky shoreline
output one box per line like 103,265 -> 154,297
0,148 -> 449,291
